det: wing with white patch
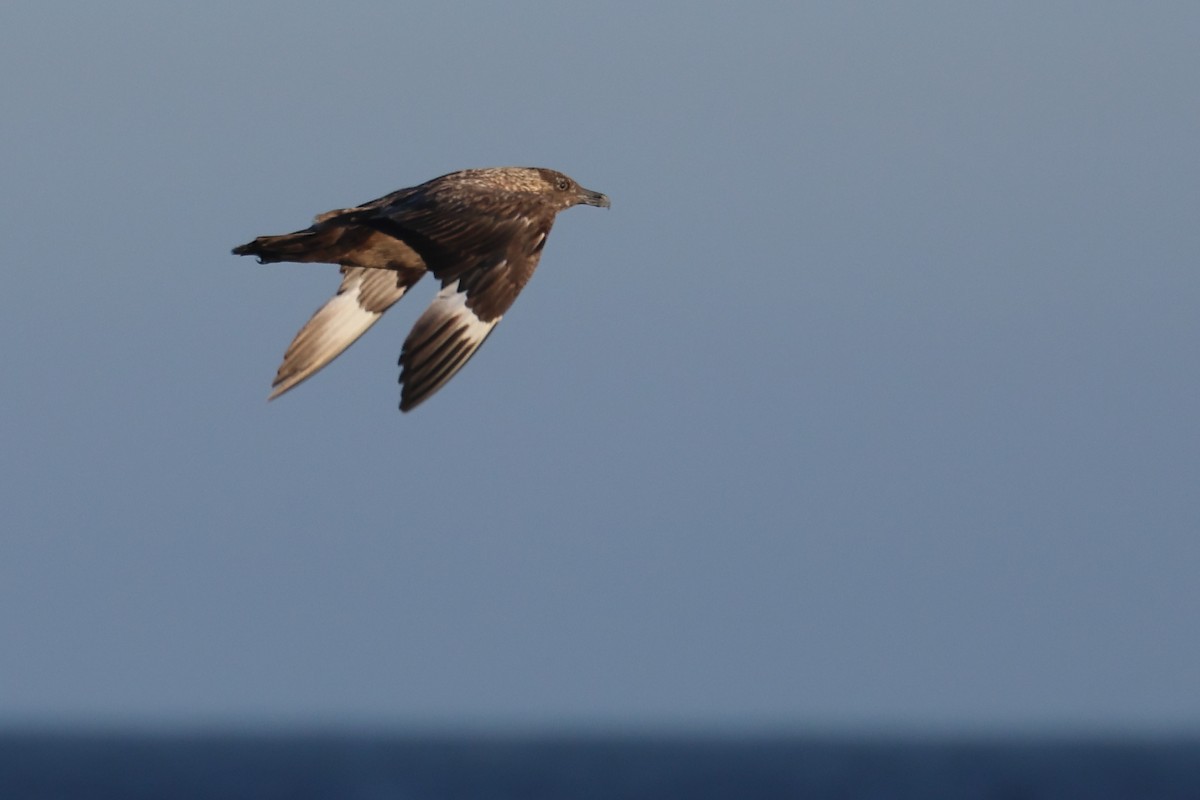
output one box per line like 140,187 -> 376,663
270,266 -> 420,399
358,180 -> 558,411
398,279 -> 501,412
362,191 -> 553,320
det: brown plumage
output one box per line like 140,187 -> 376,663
232,167 -> 610,411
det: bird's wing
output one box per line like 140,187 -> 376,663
380,203 -> 553,411
398,274 -> 504,412
270,265 -> 423,399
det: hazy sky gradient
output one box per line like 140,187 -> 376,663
2,2 -> 1198,732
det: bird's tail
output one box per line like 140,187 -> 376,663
231,229 -> 330,264
232,205 -> 381,264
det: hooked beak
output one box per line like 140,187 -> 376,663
579,187 -> 611,208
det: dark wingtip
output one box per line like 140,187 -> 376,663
398,383 -> 421,413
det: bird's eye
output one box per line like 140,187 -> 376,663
556,177 -> 570,191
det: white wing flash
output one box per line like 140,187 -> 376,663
399,280 -> 500,411
270,268 -> 410,399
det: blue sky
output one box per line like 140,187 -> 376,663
1,2 -> 1198,732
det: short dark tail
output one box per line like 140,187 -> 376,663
231,229 -> 327,264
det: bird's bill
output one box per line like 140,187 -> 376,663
580,187 -> 611,208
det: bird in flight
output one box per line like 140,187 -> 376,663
233,167 -> 610,411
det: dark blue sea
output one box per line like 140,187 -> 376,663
3,731 -> 1198,799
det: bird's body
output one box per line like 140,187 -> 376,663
233,167 -> 609,411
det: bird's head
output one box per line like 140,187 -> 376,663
535,168 -> 611,210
